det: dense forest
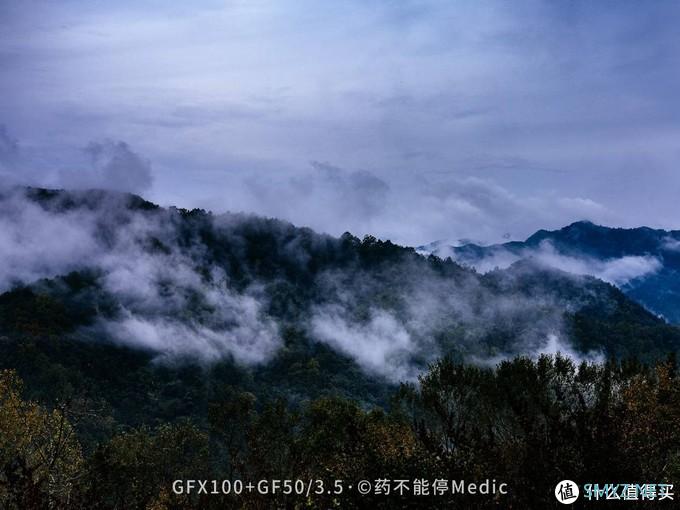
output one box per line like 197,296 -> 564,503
2,355 -> 680,508
1,187 -> 680,508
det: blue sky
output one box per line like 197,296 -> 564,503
2,0 -> 680,245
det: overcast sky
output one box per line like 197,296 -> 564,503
2,0 -> 680,246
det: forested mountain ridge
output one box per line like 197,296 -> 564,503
2,187 -> 678,377
0,186 -> 678,416
420,220 -> 680,323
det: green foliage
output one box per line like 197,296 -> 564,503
398,355 -> 680,508
84,423 -> 212,509
0,371 -> 84,509
0,289 -> 71,336
3,355 -> 680,509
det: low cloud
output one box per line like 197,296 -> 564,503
0,188 -> 280,365
107,308 -> 279,365
536,333 -> 604,365
440,240 -> 662,286
0,127 -> 153,194
0,190 -> 100,289
474,333 -> 604,367
208,162 -> 616,247
0,125 -> 20,168
243,161 -> 391,236
0,186 -> 614,379
662,237 -> 680,252
311,306 -> 419,382
308,258 -> 588,381
0,125 -> 617,247
59,140 -> 153,193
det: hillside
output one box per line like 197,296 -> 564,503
420,220 -> 680,323
1,187 -> 679,426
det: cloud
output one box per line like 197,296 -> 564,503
0,189 -> 100,288
241,161 -> 391,236
0,186 -> 616,380
662,237 -> 680,252
4,1 -> 680,244
536,333 -> 604,365
0,127 -> 153,193
474,333 -> 604,367
106,305 -> 279,366
0,125 -> 20,168
571,254 -> 661,286
307,256 -> 588,381
0,122 -> 620,248
59,140 -> 153,193
0,188 -> 280,365
209,161 -> 617,246
0,125 -> 31,186
445,240 -> 662,286
311,306 -> 420,382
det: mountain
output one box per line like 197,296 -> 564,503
2,188 -> 680,509
419,220 -> 680,323
1,188 -> 679,429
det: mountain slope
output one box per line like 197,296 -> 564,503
1,188 -> 679,433
420,220 -> 680,322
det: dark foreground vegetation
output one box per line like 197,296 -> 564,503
2,354 -> 679,509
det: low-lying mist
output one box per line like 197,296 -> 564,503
0,187 -> 281,364
0,187 -> 624,382
432,239 -> 662,286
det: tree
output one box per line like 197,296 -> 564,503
0,370 -> 84,509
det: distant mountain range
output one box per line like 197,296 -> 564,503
418,221 -> 680,323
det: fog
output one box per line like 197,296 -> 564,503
428,239 -> 662,286
0,186 -> 624,381
0,187 -> 280,364
307,256 -> 589,381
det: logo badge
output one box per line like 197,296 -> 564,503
555,480 -> 580,504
